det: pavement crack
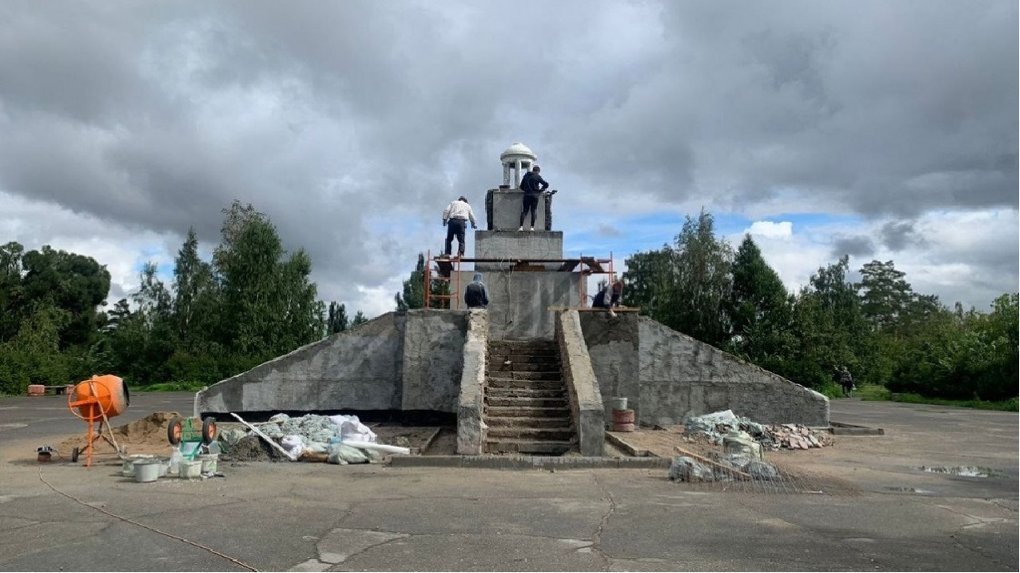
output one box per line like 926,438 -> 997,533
590,473 -> 617,571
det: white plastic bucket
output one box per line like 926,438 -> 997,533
123,455 -> 154,477
199,453 -> 218,474
134,460 -> 161,483
607,397 -> 628,411
179,460 -> 202,479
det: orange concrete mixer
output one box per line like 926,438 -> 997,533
66,374 -> 130,467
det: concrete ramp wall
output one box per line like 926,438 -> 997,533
196,310 -> 468,415
579,312 -> 829,427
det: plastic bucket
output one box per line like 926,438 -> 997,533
180,460 -> 202,479
122,455 -> 154,477
606,397 -> 628,411
134,460 -> 161,483
611,409 -> 635,424
199,453 -> 218,474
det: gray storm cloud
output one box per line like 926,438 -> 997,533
0,0 -> 1016,310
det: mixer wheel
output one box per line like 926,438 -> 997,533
167,417 -> 183,445
201,417 -> 217,444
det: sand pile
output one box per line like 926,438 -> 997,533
58,411 -> 180,459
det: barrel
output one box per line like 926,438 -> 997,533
611,409 -> 635,424
612,422 -> 636,432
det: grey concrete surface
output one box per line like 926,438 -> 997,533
474,231 -> 564,271
580,313 -> 829,426
486,188 -> 551,231
456,310 -> 488,455
556,310 -> 604,456
196,311 -> 468,415
1,397 -> 1015,571
473,271 -> 582,339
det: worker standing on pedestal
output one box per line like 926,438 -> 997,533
442,196 -> 477,258
518,165 -> 550,231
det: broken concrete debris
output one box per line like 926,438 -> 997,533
668,453 -> 781,483
683,410 -> 832,451
220,413 -> 409,464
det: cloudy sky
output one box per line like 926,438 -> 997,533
1,0 -> 1016,317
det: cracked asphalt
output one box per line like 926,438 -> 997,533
1,393 -> 1016,571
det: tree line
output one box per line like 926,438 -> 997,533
622,210 -> 1018,401
0,201 -> 367,394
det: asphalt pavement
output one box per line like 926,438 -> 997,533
0,394 -> 1016,571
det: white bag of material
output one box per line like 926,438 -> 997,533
331,415 -> 378,443
280,434 -> 306,457
327,443 -> 370,464
268,413 -> 290,423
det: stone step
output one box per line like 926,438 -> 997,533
486,377 -> 564,389
485,396 -> 568,408
486,426 -> 575,441
485,387 -> 565,399
487,361 -> 561,373
486,356 -> 560,367
485,416 -> 572,429
485,406 -> 570,418
485,371 -> 562,381
488,348 -> 560,358
484,439 -> 573,455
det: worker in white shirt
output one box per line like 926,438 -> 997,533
442,196 -> 477,258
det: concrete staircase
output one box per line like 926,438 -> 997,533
483,339 -> 575,455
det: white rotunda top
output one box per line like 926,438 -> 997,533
500,142 -> 537,161
499,142 -> 538,187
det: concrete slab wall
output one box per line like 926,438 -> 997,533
400,310 -> 469,412
474,231 -> 563,271
486,189 -> 551,231
577,311 -> 641,421
196,310 -> 469,415
578,313 -> 829,427
555,310 -> 604,456
637,317 -> 829,426
457,310 -> 488,454
455,271 -> 581,339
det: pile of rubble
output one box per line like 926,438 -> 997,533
220,413 -> 409,464
683,410 -> 832,451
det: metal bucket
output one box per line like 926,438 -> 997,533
133,460 -> 161,483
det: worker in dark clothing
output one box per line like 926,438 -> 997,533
839,366 -> 855,397
610,278 -> 624,307
518,165 -> 550,231
464,273 -> 489,309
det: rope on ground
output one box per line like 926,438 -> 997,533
37,467 -> 259,572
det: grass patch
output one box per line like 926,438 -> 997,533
858,383 -> 1018,412
134,381 -> 208,392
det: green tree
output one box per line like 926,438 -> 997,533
16,246 -> 110,349
622,248 -> 672,316
352,311 -> 368,326
327,301 -> 350,334
172,227 -> 219,350
725,235 -> 794,368
395,253 -> 426,310
780,256 -> 876,389
665,210 -> 733,345
857,260 -> 913,331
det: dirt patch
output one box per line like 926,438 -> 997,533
422,427 -> 457,455
371,425 -> 443,454
222,435 -> 285,462
56,411 -> 181,459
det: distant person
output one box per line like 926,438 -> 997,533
592,280 -> 618,318
518,165 -> 551,231
464,273 -> 489,309
442,196 -> 477,258
839,366 -> 855,397
610,278 -> 624,307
